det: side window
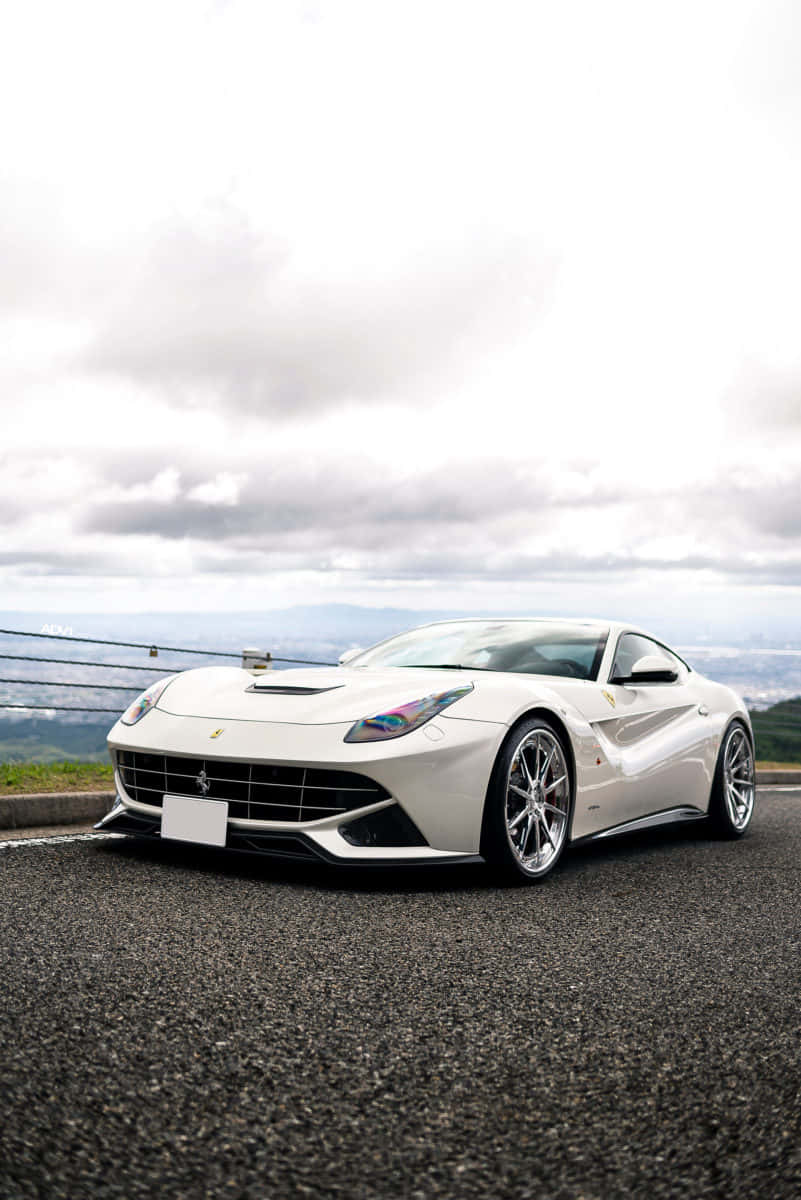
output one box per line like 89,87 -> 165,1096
610,634 -> 683,682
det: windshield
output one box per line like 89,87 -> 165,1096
351,620 -> 609,681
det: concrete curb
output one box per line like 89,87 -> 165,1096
1,771 -> 800,833
755,770 -> 801,785
0,791 -> 115,831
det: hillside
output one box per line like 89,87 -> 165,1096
749,697 -> 801,764
0,718 -> 110,764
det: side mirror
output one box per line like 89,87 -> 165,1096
338,646 -> 364,666
611,654 -> 679,685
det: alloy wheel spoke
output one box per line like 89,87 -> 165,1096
538,815 -> 554,849
508,807 -> 528,831
543,802 -> 565,819
544,773 -> 567,795
729,740 -> 746,768
533,813 -> 541,859
518,746 -> 536,790
519,813 -> 534,858
538,744 -> 556,783
509,783 -> 532,803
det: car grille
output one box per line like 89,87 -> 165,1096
116,750 -> 390,823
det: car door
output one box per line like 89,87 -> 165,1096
576,633 -> 715,832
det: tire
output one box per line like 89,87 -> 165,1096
481,717 -> 573,883
707,720 -> 756,838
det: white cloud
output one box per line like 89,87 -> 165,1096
102,468 -> 183,506
187,473 -> 246,507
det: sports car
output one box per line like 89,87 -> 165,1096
96,618 -> 756,881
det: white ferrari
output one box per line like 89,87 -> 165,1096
97,618 -> 756,881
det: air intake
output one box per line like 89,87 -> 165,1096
246,684 -> 345,695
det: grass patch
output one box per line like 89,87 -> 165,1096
755,761 -> 801,770
0,760 -> 114,795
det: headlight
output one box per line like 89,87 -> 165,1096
344,684 -> 473,743
120,675 -> 178,726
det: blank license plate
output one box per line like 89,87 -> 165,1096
161,794 -> 229,847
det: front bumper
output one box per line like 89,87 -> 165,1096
101,706 -> 506,861
95,801 -> 483,867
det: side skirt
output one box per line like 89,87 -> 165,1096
571,805 -> 707,845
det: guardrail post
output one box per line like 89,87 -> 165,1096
242,648 -> 273,672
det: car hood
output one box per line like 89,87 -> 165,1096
154,665 -> 496,725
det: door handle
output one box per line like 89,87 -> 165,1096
698,704 -> 709,717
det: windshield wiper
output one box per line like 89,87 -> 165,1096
400,663 -> 495,671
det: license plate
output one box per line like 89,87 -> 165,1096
161,794 -> 229,848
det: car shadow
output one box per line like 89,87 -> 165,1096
95,815 -> 728,896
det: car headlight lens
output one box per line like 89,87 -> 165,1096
120,675 -> 178,726
344,683 -> 473,743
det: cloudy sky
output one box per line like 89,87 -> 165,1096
2,0 -> 801,635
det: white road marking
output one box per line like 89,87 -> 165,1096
0,832 -> 125,851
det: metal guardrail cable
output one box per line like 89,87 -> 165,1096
0,632 -> 338,726
0,703 -> 124,712
267,656 -> 338,666
0,627 -> 239,657
0,650 -> 336,670
0,677 -> 142,692
0,653 -> 183,672
0,632 -> 336,668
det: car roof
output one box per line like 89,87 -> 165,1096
408,616 -> 617,633
401,617 -> 669,644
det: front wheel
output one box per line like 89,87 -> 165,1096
708,721 -> 756,838
481,718 -> 572,883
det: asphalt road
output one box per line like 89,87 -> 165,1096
1,792 -> 800,1200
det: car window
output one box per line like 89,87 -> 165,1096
610,634 -> 684,682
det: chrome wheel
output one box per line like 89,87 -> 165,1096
504,728 -> 570,877
723,725 -> 755,832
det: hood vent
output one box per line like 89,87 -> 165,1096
246,684 -> 345,696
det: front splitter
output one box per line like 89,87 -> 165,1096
95,805 -> 484,869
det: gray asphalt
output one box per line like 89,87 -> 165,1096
1,792 -> 800,1200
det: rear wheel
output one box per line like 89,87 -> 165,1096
708,721 -> 755,838
481,717 -> 572,882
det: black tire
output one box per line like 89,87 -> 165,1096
707,720 -> 756,839
481,716 -> 573,883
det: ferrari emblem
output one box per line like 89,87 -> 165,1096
210,728 -> 224,739
195,769 -> 211,796
602,690 -> 616,708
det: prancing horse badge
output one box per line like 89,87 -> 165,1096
601,690 -> 616,708
210,728 -> 224,738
